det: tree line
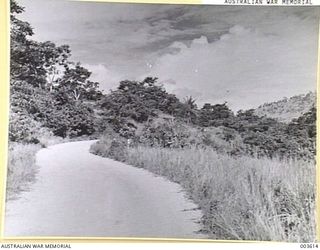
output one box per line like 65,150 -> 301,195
9,0 -> 316,160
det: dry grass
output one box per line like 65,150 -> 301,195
122,146 -> 316,242
6,142 -> 42,200
6,135 -> 65,200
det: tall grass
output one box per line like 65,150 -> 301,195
6,143 -> 42,200
96,144 -> 315,242
6,135 -> 64,200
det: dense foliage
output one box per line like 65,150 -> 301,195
9,0 -> 102,143
99,77 -> 181,122
96,77 -> 316,160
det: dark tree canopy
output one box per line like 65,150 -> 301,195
100,77 -> 182,124
9,0 -> 102,141
198,102 -> 234,127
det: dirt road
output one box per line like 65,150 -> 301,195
4,141 -> 204,238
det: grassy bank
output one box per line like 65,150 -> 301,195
6,135 -> 65,200
91,142 -> 316,242
6,130 -> 101,201
6,143 -> 42,200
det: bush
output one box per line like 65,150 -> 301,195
136,118 -> 191,148
10,81 -> 97,138
198,127 -> 246,155
90,125 -> 128,161
42,101 -> 96,138
9,110 -> 55,146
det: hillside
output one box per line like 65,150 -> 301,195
91,82 -> 317,242
92,78 -> 316,161
254,92 -> 316,123
7,0 -> 317,242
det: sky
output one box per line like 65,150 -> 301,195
18,0 -> 319,110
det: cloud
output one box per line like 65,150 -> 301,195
148,15 -> 318,111
82,64 -> 123,92
18,1 -> 319,110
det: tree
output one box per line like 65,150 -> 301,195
9,1 -> 102,140
10,1 -> 72,89
10,80 -> 97,138
58,63 -> 100,101
174,96 -> 198,124
10,0 -> 33,42
10,0 -> 34,83
100,77 -> 182,123
198,102 -> 234,127
287,106 -> 316,155
42,42 -> 71,91
184,96 -> 197,110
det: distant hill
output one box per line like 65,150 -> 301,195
254,92 -> 316,123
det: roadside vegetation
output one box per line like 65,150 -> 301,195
90,76 -> 316,241
7,1 -> 102,199
8,0 -> 316,242
91,110 -> 316,241
124,147 -> 315,241
6,143 -> 41,200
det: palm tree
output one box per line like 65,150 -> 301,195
181,96 -> 198,124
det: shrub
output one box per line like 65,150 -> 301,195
134,118 -> 246,155
9,110 -> 55,146
10,81 -> 97,138
136,119 -> 191,148
90,125 -> 128,161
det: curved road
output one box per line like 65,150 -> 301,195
4,141 -> 204,238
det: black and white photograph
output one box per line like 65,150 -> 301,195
4,0 -> 318,242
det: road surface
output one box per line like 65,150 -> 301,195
4,141 -> 204,238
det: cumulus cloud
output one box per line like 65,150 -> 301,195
19,1 -> 319,109
82,64 -> 123,92
149,17 -> 318,110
